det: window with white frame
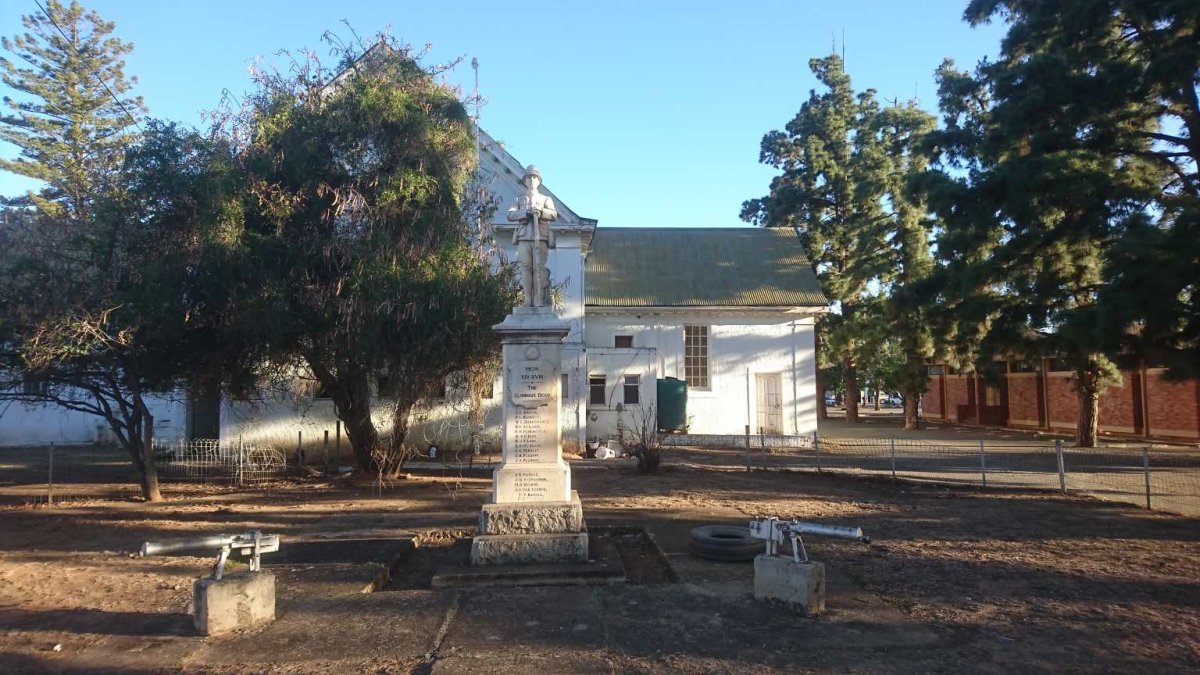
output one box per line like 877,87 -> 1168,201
589,375 -> 606,405
684,325 -> 710,389
623,374 -> 640,405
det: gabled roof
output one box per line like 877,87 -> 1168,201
476,128 -> 597,249
585,227 -> 827,309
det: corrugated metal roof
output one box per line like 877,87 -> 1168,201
585,228 -> 828,308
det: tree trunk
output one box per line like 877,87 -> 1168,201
385,397 -> 420,478
1075,359 -> 1102,448
333,375 -> 381,473
902,353 -> 925,431
139,409 -> 163,502
123,386 -> 163,503
873,384 -> 881,411
903,395 -> 920,430
844,356 -> 860,423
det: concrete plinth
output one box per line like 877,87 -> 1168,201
193,571 -> 276,636
480,492 -> 584,535
471,531 -> 589,566
753,555 -> 825,615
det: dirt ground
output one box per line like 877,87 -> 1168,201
1,453 -> 1198,673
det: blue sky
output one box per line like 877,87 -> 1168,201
1,0 -> 1007,229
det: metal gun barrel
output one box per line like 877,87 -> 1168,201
140,535 -> 232,558
793,522 -> 870,543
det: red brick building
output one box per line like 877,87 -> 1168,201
922,360 -> 1200,442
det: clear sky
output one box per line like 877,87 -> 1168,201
1,0 -> 1007,229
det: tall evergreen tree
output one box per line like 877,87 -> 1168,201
871,103 -> 938,429
0,0 -> 145,219
956,0 -> 1199,379
742,55 -> 894,424
921,0 -> 1176,446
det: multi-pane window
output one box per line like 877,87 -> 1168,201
614,335 -> 633,348
623,374 -> 641,405
589,375 -> 606,405
21,376 -> 49,396
684,325 -> 710,389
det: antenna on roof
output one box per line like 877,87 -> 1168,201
471,57 -> 481,160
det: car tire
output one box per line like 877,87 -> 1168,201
688,525 -> 762,562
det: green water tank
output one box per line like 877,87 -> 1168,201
656,377 -> 688,432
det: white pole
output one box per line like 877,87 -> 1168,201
790,322 -> 799,435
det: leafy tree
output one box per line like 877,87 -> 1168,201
1,0 -> 145,220
0,1 -> 202,501
920,0 -> 1177,446
1,122 -> 245,501
224,38 -> 516,476
742,55 -> 890,423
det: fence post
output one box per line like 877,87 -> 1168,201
759,427 -> 767,471
47,442 -> 54,506
296,430 -> 303,468
237,434 -> 245,486
1055,439 -> 1066,493
1142,446 -> 1152,510
813,430 -> 822,474
979,439 -> 987,488
336,420 -> 342,467
323,430 -> 330,475
744,424 -> 751,472
889,437 -> 897,483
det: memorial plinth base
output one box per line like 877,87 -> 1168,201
480,491 -> 584,534
472,491 -> 588,565
470,530 -> 589,566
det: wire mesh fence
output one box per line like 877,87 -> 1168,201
154,438 -> 287,485
0,443 -> 138,504
675,432 -> 1200,517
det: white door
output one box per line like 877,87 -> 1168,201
756,373 -> 783,434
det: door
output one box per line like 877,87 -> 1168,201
187,389 -> 221,440
756,373 -> 783,434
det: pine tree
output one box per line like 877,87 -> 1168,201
743,55 -> 928,425
0,0 -> 145,219
921,0 -> 1183,446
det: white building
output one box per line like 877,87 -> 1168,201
1,132 -> 827,450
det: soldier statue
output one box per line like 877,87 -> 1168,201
507,165 -> 558,308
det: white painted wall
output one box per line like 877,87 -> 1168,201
0,393 -> 187,447
584,347 -> 658,444
584,312 -> 818,436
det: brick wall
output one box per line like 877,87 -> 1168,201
945,376 -> 971,421
1145,369 -> 1200,439
1098,375 -> 1137,434
1045,373 -> 1078,431
1006,374 -> 1042,428
924,364 -> 1200,443
923,377 -> 944,418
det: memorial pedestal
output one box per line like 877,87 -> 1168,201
470,308 -> 588,566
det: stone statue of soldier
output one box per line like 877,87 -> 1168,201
507,165 -> 558,308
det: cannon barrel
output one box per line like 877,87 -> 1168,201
793,522 -> 870,543
140,535 -> 236,558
